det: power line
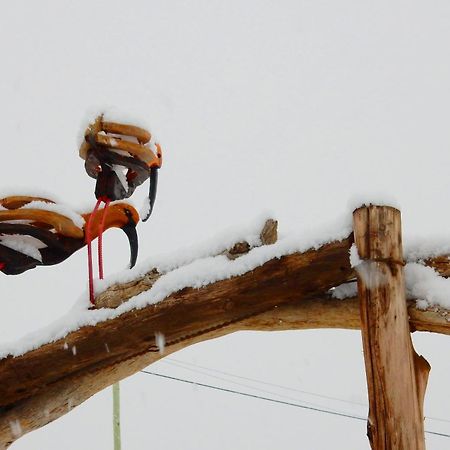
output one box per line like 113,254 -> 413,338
426,415 -> 450,425
140,370 -> 366,421
163,357 -> 450,425
140,370 -> 450,439
163,357 -> 367,407
162,359 -> 351,413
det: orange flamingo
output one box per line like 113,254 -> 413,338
0,196 -> 139,276
80,116 -> 162,221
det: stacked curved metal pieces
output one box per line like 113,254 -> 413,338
0,196 -> 139,275
79,115 -> 163,220
0,115 -> 161,277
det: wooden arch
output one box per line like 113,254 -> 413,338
0,210 -> 449,449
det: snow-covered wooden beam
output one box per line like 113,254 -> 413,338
1,223 -> 450,447
94,218 -> 279,309
0,297 -> 448,449
0,233 -> 354,448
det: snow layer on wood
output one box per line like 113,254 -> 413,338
349,244 -> 362,268
0,213 -> 353,358
347,195 -> 401,213
332,264 -> 450,309
405,263 -> 450,310
404,234 -> 450,262
97,210 -> 354,293
333,244 -> 450,309
3,208 -> 450,359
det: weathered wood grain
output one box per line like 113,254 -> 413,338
1,296 -> 449,448
1,219 -> 450,447
354,206 -> 429,450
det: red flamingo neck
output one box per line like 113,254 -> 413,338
85,198 -> 111,305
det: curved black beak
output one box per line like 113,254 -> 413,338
142,167 -> 159,222
121,219 -> 138,268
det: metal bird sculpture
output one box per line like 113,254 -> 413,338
79,115 -> 163,221
0,196 -> 139,276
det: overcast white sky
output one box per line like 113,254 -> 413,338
1,1 -> 450,448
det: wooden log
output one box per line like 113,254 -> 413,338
0,239 -> 352,408
240,297 -> 450,336
95,219 -> 278,309
0,237 -> 355,447
0,296 -> 448,448
353,206 -> 430,450
2,220 -> 450,447
95,232 -> 450,310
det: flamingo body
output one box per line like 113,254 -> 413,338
0,196 -> 139,275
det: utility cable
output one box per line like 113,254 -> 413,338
140,370 -> 450,439
163,357 -> 367,407
162,359 -> 349,413
162,357 -> 450,425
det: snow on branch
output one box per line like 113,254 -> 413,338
1,217 -> 450,448
94,219 -> 278,309
0,220 -> 355,447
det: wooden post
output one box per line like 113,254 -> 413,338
353,205 -> 430,450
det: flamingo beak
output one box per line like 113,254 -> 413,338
142,167 -> 159,222
121,219 -> 138,268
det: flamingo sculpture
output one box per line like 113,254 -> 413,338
0,196 -> 139,275
79,115 -> 162,221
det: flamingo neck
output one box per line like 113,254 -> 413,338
85,198 -> 111,306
